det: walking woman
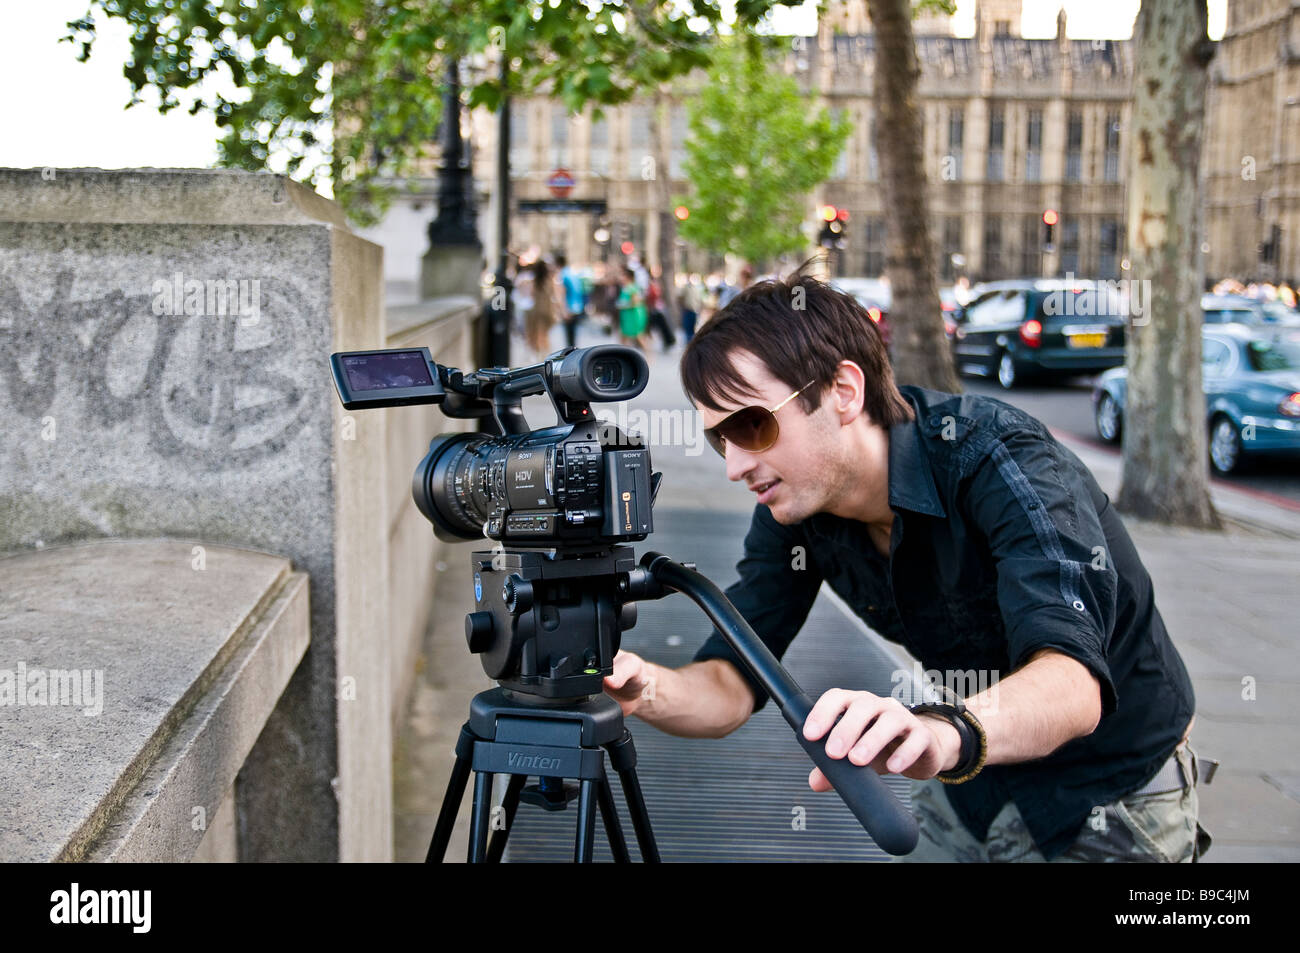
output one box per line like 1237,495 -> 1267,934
525,259 -> 562,357
616,266 -> 650,352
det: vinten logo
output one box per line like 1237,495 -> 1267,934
50,883 -> 151,933
508,751 -> 561,771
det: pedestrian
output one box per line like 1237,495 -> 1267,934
717,263 -> 754,309
525,258 -> 562,357
512,256 -> 534,339
605,267 -> 1211,864
616,265 -> 650,353
557,254 -> 586,350
646,266 -> 677,351
678,273 -> 703,343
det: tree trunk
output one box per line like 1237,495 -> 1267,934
1116,0 -> 1220,529
651,88 -> 679,331
865,0 -> 960,392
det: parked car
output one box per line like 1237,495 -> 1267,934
938,286 -> 962,339
831,277 -> 892,346
1202,294 -> 1300,327
1092,324 -> 1300,474
952,279 -> 1128,388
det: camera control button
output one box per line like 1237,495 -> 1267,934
465,611 -> 494,653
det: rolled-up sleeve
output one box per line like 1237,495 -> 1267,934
691,504 -> 825,712
961,428 -> 1119,719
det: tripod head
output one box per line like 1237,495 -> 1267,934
465,545 -> 640,699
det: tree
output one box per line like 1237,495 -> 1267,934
62,1 -> 747,224
864,0 -> 960,391
675,40 -> 851,268
1115,0 -> 1220,529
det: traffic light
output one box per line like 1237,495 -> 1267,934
818,206 -> 848,249
1042,209 -> 1058,249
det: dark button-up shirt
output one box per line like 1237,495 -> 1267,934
693,385 -> 1195,859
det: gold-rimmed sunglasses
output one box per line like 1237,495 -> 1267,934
703,379 -> 818,459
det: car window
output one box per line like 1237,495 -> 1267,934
1031,287 -> 1123,319
1244,337 -> 1300,372
966,289 -> 1026,326
1261,301 -> 1298,323
1205,307 -> 1256,325
1201,338 -> 1232,376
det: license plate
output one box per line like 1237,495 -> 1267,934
1067,333 -> 1107,348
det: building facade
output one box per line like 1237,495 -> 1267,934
1204,0 -> 1300,286
470,0 -> 1135,283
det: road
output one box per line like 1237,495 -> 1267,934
960,374 -> 1300,507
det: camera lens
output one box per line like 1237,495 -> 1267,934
413,433 -> 493,540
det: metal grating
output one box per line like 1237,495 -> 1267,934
501,507 -> 913,862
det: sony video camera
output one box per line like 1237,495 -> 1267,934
329,344 -> 660,550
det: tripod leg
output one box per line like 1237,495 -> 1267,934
596,771 -> 631,863
426,725 -> 475,863
574,779 -> 598,863
486,773 -> 527,863
605,731 -> 661,862
468,771 -> 494,863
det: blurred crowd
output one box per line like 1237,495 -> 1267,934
503,250 -> 760,361
1210,278 -> 1299,310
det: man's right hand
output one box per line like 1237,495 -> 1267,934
603,649 -> 657,717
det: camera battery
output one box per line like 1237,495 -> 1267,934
602,449 -> 653,538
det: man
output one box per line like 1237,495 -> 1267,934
716,263 -> 754,309
557,254 -> 586,350
604,273 -> 1212,862
677,273 -> 703,343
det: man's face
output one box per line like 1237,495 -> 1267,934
696,350 -> 852,524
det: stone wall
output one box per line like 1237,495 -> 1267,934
0,168 -> 403,860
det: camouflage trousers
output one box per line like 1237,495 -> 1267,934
892,740 -> 1213,863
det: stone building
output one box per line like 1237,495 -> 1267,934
1204,0 -> 1300,286
469,0 -> 1135,283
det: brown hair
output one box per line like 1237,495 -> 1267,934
681,264 -> 915,427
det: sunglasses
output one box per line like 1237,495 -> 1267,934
703,379 -> 818,459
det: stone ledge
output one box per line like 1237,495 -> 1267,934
387,295 -> 480,341
0,167 -> 349,228
0,539 -> 310,862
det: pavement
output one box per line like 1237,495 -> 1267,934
393,320 -> 1300,862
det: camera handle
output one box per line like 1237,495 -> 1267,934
625,552 -> 920,856
463,354 -> 597,434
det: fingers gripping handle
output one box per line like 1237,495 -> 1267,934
640,553 -> 918,855
784,693 -> 919,856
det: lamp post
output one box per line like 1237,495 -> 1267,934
427,58 -> 480,247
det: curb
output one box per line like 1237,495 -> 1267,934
1050,428 -> 1300,541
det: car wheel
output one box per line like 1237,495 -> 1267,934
1095,393 -> 1122,444
997,351 -> 1017,390
1209,416 -> 1244,475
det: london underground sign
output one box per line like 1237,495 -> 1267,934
547,168 -> 576,198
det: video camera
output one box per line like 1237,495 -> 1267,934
330,344 -> 660,549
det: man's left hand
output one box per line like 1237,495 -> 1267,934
802,689 -> 962,791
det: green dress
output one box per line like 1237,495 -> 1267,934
617,284 -> 648,336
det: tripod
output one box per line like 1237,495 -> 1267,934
423,547 -> 918,863
425,546 -> 659,863
424,687 -> 659,863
